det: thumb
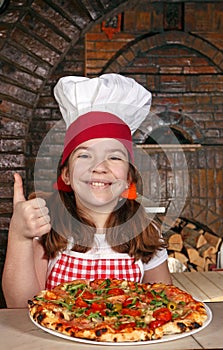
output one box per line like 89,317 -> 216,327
13,173 -> 26,207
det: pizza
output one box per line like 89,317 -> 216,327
28,278 -> 208,343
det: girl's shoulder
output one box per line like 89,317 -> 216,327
143,248 -> 168,270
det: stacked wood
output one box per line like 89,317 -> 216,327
203,232 -> 222,251
161,217 -> 222,272
165,230 -> 183,252
181,227 -> 207,249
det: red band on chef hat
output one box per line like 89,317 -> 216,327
61,111 -> 133,166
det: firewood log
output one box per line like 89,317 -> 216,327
184,242 -> 205,269
204,257 -> 215,271
203,232 -> 222,251
181,226 -> 207,249
174,252 -> 189,266
198,243 -> 216,258
165,230 -> 183,252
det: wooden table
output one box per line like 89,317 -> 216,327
0,303 -> 222,349
172,271 -> 223,302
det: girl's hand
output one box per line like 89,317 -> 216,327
10,173 -> 51,240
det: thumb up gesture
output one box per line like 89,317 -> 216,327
11,173 -> 51,240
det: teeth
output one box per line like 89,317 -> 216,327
91,182 -> 108,187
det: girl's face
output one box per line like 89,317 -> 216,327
61,138 -> 130,212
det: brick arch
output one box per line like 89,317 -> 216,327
133,110 -> 204,144
0,0 -> 131,115
105,30 -> 223,73
104,30 -> 223,144
0,0 -> 133,193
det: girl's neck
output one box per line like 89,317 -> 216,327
96,227 -> 106,234
75,198 -> 116,230
78,204 -> 110,230
91,211 -> 110,230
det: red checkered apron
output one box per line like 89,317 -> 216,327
46,252 -> 142,290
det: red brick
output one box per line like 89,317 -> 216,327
135,12 -> 152,32
86,33 -> 108,41
207,169 -> 215,198
0,201 -> 13,215
1,154 -> 25,168
124,11 -> 137,31
0,81 -> 36,105
11,28 -> 60,65
21,13 -> 70,52
31,0 -> 81,39
0,118 -> 27,137
215,170 -> 223,197
1,43 -> 49,76
0,139 -> 24,152
0,217 -> 10,230
87,51 -> 115,60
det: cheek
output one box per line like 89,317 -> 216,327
68,167 -> 78,186
115,165 -> 129,182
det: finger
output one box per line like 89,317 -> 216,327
37,214 -> 51,226
26,203 -> 49,220
34,222 -> 52,238
29,216 -> 51,237
36,206 -> 49,217
13,173 -> 26,207
29,197 -> 47,210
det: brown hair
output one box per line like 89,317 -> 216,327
36,164 -> 166,263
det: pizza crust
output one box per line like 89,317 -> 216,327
75,327 -> 152,342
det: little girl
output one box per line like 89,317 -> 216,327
2,74 -> 171,308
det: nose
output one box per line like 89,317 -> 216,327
91,158 -> 108,173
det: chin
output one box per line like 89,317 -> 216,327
87,197 -> 119,209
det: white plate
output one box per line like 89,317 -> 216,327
29,303 -> 212,346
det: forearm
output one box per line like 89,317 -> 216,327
3,173 -> 51,307
2,226 -> 44,308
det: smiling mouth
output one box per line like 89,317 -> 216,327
88,181 -> 112,188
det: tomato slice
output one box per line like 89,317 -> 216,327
82,291 -> 95,299
123,298 -> 133,307
76,290 -> 94,299
122,308 -> 142,317
146,291 -> 154,299
149,320 -> 166,330
153,307 -> 172,322
75,297 -> 88,308
118,322 -> 136,330
107,288 -> 125,296
91,302 -> 106,311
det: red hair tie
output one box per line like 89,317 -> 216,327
53,175 -> 73,192
121,183 -> 137,200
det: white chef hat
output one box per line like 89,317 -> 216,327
53,74 -> 152,191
